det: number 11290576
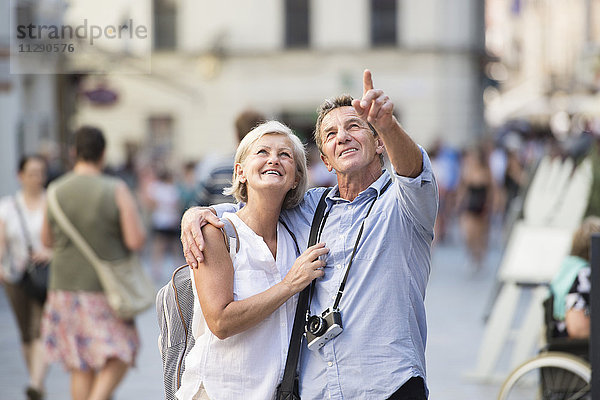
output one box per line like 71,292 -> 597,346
18,43 -> 74,52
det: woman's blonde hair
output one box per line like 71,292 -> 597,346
223,120 -> 308,209
570,216 -> 600,260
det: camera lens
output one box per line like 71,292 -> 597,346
307,315 -> 327,336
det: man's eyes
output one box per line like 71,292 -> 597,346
325,124 -> 362,139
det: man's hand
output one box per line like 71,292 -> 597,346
352,69 -> 422,178
352,69 -> 395,134
181,207 -> 224,267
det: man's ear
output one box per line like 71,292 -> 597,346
375,137 -> 385,155
320,153 -> 334,172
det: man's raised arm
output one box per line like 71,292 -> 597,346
352,69 -> 422,178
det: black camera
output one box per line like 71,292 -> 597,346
305,308 -> 343,351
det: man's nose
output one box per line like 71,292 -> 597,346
337,128 -> 351,143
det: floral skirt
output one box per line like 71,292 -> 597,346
41,290 -> 139,371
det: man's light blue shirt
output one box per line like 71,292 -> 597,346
214,148 -> 438,399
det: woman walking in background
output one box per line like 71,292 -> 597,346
0,155 -> 51,400
41,126 -> 146,400
456,146 -> 495,270
146,167 -> 183,281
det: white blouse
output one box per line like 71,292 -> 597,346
0,192 -> 45,284
177,212 -> 298,400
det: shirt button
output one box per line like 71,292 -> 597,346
327,361 -> 333,367
336,264 -> 342,270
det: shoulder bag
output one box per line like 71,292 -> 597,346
47,186 -> 155,320
14,197 -> 49,304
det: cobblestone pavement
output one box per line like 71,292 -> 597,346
0,227 -> 507,399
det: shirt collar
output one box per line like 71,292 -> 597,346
327,170 -> 391,204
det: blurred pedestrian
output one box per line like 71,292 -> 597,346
40,126 -> 146,400
146,167 -> 183,280
0,155 -> 51,400
196,109 -> 265,206
503,149 -> 525,215
177,161 -> 200,212
111,141 -> 140,190
549,216 -> 600,338
38,140 -> 64,186
430,139 -> 461,244
456,146 -> 494,270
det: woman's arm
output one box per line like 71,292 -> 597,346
195,224 -> 327,340
41,207 -> 53,248
565,308 -> 590,339
115,181 -> 146,251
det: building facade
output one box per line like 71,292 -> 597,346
0,0 -> 71,196
485,0 -> 600,128
71,0 -> 486,168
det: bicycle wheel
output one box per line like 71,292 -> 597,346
497,352 -> 591,400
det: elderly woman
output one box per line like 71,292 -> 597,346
177,121 -> 328,400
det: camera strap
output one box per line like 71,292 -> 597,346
311,177 -> 392,311
277,187 -> 331,400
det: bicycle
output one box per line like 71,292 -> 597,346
497,296 -> 591,400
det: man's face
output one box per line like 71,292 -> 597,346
319,106 -> 384,175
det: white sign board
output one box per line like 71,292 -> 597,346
499,221 -> 574,284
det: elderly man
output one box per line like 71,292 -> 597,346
181,70 -> 438,399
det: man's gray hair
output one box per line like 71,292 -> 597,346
314,94 -> 354,152
313,94 -> 384,167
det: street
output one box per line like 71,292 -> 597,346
0,225 -> 505,399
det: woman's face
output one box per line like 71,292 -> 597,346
236,133 -> 297,197
19,158 -> 47,191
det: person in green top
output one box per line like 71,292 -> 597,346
549,216 -> 600,337
40,126 -> 146,400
